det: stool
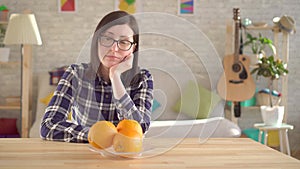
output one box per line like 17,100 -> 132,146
254,123 -> 294,156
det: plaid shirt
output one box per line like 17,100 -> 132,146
40,63 -> 153,143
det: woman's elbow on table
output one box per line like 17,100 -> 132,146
40,120 -> 51,139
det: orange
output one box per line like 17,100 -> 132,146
88,121 -> 117,149
116,119 -> 143,138
113,132 -> 143,153
113,119 -> 144,153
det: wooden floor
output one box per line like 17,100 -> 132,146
292,150 -> 300,160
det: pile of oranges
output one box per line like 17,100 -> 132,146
88,119 -> 143,153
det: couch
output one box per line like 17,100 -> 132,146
143,68 -> 241,138
30,62 -> 241,138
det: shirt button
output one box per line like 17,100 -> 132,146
105,94 -> 109,98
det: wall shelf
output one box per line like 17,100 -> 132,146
245,25 -> 274,30
0,105 -> 21,110
0,21 -> 33,138
225,20 -> 290,124
0,61 -> 20,65
0,21 -> 8,24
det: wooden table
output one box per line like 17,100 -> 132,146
0,138 -> 299,169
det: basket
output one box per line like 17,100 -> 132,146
256,92 -> 280,106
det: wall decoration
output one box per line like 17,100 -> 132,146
115,0 -> 142,14
178,0 -> 195,15
58,0 -> 77,13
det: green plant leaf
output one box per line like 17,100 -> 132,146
253,55 -> 288,81
243,32 -> 276,55
125,0 -> 135,5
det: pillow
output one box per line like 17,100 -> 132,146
242,128 -> 279,147
40,92 -> 54,105
173,81 -> 221,119
152,99 -> 161,112
0,118 -> 19,135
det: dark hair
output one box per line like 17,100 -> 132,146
88,11 -> 140,87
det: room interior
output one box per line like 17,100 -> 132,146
0,0 -> 300,162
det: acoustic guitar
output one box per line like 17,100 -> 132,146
217,8 -> 255,103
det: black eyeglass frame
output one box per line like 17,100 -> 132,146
98,36 -> 136,51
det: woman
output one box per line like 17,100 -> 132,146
40,11 -> 153,143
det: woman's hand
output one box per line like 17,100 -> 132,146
109,53 -> 133,99
109,53 -> 133,79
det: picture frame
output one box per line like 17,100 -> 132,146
178,0 -> 195,15
58,0 -> 77,13
114,0 -> 143,14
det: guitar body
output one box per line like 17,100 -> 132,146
217,54 -> 255,101
217,8 -> 256,102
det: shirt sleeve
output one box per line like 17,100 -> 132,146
114,70 -> 154,133
40,65 -> 89,143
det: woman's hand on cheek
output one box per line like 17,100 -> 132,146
109,53 -> 133,79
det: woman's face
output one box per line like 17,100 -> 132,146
98,24 -> 135,69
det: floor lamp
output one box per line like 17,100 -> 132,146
3,13 -> 42,138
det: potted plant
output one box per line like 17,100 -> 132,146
243,33 -> 276,64
251,55 -> 288,125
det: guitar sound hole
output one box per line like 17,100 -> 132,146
232,63 -> 241,72
239,69 -> 248,79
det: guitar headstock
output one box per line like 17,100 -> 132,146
233,8 -> 240,21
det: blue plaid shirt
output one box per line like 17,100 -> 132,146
40,63 -> 153,143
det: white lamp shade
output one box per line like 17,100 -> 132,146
4,13 -> 42,45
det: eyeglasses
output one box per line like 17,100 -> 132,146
98,36 -> 135,51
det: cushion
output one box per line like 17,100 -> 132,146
243,128 -> 263,142
173,81 -> 221,119
243,128 -> 279,147
40,91 -> 54,105
0,118 -> 19,135
152,99 -> 161,112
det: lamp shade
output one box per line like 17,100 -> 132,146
3,13 -> 42,45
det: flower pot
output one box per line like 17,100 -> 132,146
260,105 -> 284,125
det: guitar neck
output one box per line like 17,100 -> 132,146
233,8 -> 240,63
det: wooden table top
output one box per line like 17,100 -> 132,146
0,138 -> 299,169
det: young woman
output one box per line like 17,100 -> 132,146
40,11 -> 153,143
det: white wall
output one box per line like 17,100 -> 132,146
1,0 -> 299,155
